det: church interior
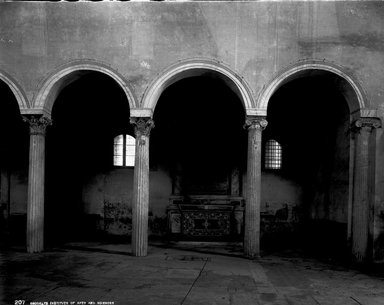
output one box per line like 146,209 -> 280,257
1,1 -> 384,304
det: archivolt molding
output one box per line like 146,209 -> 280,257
141,58 -> 256,116
33,60 -> 138,117
257,60 -> 368,117
0,69 -> 30,111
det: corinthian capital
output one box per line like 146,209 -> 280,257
130,117 -> 155,138
244,116 -> 268,131
23,115 -> 52,135
353,117 -> 382,132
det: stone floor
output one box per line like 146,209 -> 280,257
1,241 -> 384,305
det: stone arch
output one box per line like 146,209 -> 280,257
141,58 -> 256,116
258,60 -> 367,117
0,69 -> 30,111
33,60 -> 138,117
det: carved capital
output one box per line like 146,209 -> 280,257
244,116 -> 268,131
23,115 -> 52,135
352,117 -> 381,133
130,117 -> 155,138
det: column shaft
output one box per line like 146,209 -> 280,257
244,117 -> 267,258
130,117 -> 154,257
23,116 -> 51,253
27,133 -> 45,253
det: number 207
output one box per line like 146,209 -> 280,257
15,301 -> 25,305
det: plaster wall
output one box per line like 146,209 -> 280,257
0,2 -> 384,111
9,170 -> 28,215
261,172 -> 302,217
0,169 -> 28,242
82,167 -> 172,236
309,115 -> 351,224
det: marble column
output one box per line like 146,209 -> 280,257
23,115 -> 52,253
130,117 -> 154,257
244,116 -> 267,258
351,117 -> 381,262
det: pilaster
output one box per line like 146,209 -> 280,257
130,117 -> 154,257
351,117 -> 381,262
23,115 -> 52,253
244,116 -> 267,258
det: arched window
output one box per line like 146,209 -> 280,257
265,139 -> 282,169
113,134 -> 136,167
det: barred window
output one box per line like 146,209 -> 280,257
265,139 -> 282,169
114,134 -> 135,167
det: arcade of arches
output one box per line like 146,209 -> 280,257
0,67 -> 382,263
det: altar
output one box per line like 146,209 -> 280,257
167,195 -> 244,241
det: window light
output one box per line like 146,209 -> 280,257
265,139 -> 282,169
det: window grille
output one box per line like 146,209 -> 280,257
265,139 -> 282,169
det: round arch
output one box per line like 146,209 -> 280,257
258,60 -> 367,117
0,69 -> 30,111
33,60 -> 138,118
141,58 -> 256,116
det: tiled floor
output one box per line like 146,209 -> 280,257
1,242 -> 384,305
